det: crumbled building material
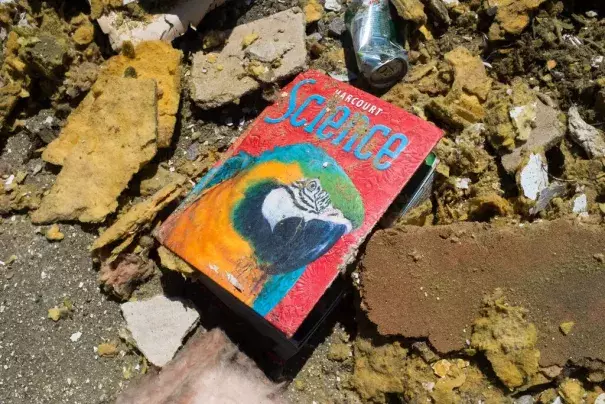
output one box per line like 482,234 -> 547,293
31,77 -> 158,224
157,246 -> 195,276
0,183 -> 42,214
97,342 -> 119,357
349,338 -> 509,403
99,254 -> 155,300
471,291 -> 540,389
444,47 -> 492,102
24,109 -> 61,144
360,220 -> 605,366
304,0 -> 324,24
121,295 -> 200,367
568,106 -> 605,159
96,0 -> 227,51
487,0 -> 547,40
138,165 -> 186,197
100,41 -> 182,148
190,8 -> 306,109
558,379 -> 586,404
91,182 -> 184,252
485,80 -> 539,152
501,100 -> 565,174
391,0 -> 427,25
45,224 -> 64,241
518,153 -> 549,201
115,328 -> 284,403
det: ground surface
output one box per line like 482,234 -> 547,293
1,0 -> 605,403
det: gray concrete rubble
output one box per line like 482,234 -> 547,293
568,106 -> 605,158
190,8 -> 307,109
501,100 -> 565,174
95,0 -> 228,51
121,295 -> 200,367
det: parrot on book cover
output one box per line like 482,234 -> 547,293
157,143 -> 364,314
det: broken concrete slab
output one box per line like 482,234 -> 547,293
96,0 -> 227,51
31,77 -> 158,224
100,41 -> 182,148
360,219 -> 605,367
91,181 -> 184,252
190,8 -> 306,109
121,295 -> 200,367
501,100 -> 565,174
568,106 -> 605,159
115,328 -> 284,404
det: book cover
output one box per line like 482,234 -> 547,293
156,70 -> 443,337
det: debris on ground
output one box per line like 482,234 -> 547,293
360,220 -> 605,367
501,100 -> 565,174
191,8 -> 306,109
97,341 -> 119,358
121,294 -> 200,367
95,0 -> 228,51
100,40 -> 183,148
2,0 -> 605,402
31,76 -> 158,224
156,245 -> 196,276
115,328 -> 284,403
45,224 -> 64,241
568,106 -> 605,159
99,254 -> 155,300
91,182 -> 184,255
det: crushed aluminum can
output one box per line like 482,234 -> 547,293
346,0 -> 409,88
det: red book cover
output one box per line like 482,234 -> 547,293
156,70 -> 443,337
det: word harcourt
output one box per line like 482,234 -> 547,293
264,79 -> 410,171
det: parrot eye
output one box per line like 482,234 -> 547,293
306,180 -> 319,192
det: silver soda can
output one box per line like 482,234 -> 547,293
345,0 -> 409,88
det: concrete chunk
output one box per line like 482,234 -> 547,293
568,106 -> 605,158
191,8 -> 306,109
501,100 -> 565,174
97,0 -> 227,51
121,295 -> 200,367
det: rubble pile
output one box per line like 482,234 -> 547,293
1,0 -> 605,403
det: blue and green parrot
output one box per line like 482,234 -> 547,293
159,143 -> 364,315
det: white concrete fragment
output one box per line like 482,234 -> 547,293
592,55 -> 603,68
97,0 -> 227,51
70,331 -> 82,342
595,393 -> 605,404
191,8 -> 306,109
121,295 -> 200,367
442,0 -> 460,7
519,153 -> 549,201
572,194 -> 587,214
455,177 -> 470,190
325,0 -> 342,12
568,106 -> 605,158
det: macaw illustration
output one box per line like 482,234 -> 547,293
159,143 -> 364,315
